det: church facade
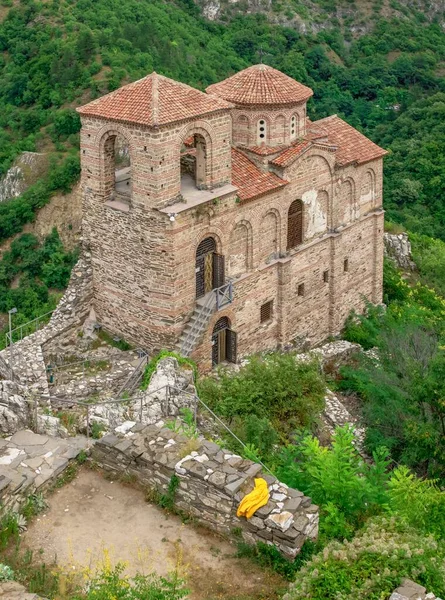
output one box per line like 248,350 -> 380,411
77,64 -> 386,371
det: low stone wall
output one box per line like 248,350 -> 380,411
91,422 -> 319,560
390,579 -> 442,600
0,429 -> 88,517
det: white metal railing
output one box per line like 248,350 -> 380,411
5,310 -> 54,346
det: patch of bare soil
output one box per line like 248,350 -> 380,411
23,469 -> 284,600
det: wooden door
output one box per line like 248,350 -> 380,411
204,253 -> 213,294
212,253 -> 225,289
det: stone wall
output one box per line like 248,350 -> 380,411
91,422 -> 319,560
0,429 -> 88,517
0,380 -> 32,435
0,252 -> 93,396
384,232 -> 417,271
389,579 -> 443,600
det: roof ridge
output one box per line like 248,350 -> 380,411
152,71 -> 159,127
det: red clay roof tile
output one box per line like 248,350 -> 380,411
232,148 -> 287,201
313,115 -> 387,166
77,72 -> 232,127
207,64 -> 313,106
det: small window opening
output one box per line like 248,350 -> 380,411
323,270 -> 329,283
297,283 -> 305,297
257,119 -> 267,144
260,300 -> 273,323
290,115 -> 298,141
344,258 -> 349,272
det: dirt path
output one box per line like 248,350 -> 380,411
23,469 -> 284,599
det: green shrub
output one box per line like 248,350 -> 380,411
72,563 -> 188,599
276,425 -> 390,531
388,466 -> 445,539
198,353 -> 325,434
285,517 -> 445,600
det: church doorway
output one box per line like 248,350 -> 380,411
195,237 -> 225,299
212,317 -> 237,365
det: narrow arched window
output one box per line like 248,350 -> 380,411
290,115 -> 298,141
287,200 -> 303,250
257,119 -> 267,144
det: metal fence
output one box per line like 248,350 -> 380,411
5,310 -> 54,347
33,383 -> 273,475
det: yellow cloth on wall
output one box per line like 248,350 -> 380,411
236,477 -> 270,519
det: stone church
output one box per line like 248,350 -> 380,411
77,64 -> 386,371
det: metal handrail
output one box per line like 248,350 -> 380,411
116,351 -> 149,397
167,384 -> 274,476
180,292 -> 215,356
5,310 -> 54,345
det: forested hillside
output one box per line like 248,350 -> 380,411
1,0 -> 445,239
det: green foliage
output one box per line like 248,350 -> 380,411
0,513 -> 19,551
0,154 -> 80,243
277,426 -> 390,530
411,233 -> 445,297
159,475 -> 180,511
341,261 -> 445,481
0,563 -> 14,582
198,353 -> 325,434
141,350 -> 196,390
286,517 -> 445,600
165,407 -> 199,439
97,329 -> 132,351
0,227 -> 77,349
388,466 -> 445,539
236,539 -> 317,582
91,420 -> 106,440
21,494 -> 47,521
72,563 -> 188,600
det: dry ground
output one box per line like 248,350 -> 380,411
23,468 -> 285,600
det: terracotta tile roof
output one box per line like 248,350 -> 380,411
243,144 -> 286,156
232,148 -> 287,201
271,140 -> 312,167
206,64 -> 313,106
271,116 -> 387,168
313,115 -> 387,166
77,72 -> 232,127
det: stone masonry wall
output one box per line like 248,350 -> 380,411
92,422 -> 319,560
0,253 -> 93,396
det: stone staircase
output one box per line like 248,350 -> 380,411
175,292 -> 215,357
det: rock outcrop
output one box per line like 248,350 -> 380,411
384,232 -> 417,271
0,152 -> 48,202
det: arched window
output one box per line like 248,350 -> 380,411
103,133 -> 132,205
287,200 -> 303,250
257,119 -> 267,144
290,114 -> 298,142
181,133 -> 207,191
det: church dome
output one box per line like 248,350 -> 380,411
206,64 -> 313,106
